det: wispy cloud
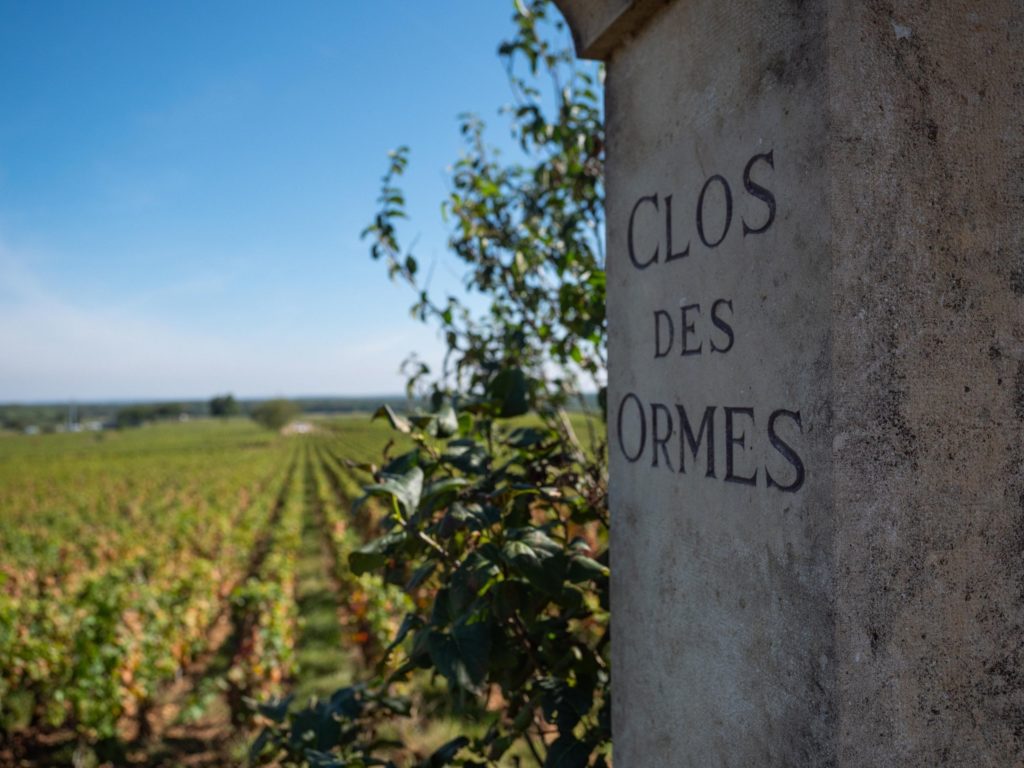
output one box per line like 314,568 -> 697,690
0,244 -> 442,401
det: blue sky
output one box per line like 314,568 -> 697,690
0,1 -> 557,401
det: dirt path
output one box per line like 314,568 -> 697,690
289,447 -> 356,706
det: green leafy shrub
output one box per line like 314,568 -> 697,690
252,2 -> 608,765
252,399 -> 301,431
210,393 -> 241,417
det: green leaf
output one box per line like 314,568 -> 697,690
287,698 -> 346,753
452,616 -> 492,687
502,528 -> 567,595
409,413 -> 439,436
567,555 -> 609,583
349,550 -> 387,576
375,695 -> 412,716
327,686 -> 365,720
349,530 -> 408,575
487,368 -> 530,417
365,467 -> 424,516
435,403 -> 459,437
428,616 -> 491,690
477,179 -> 500,197
386,614 -> 425,654
539,676 -> 594,735
422,477 -> 470,514
441,439 -> 489,475
511,527 -> 563,556
506,426 -> 551,449
382,449 -> 419,476
448,553 -> 498,615
405,561 -> 437,591
373,404 -> 413,434
440,503 -> 498,539
257,695 -> 294,724
249,727 -> 272,760
304,750 -> 346,768
544,735 -> 590,768
423,736 -> 470,767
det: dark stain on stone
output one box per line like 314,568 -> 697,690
1010,267 -> 1024,296
943,273 -> 967,312
1013,492 -> 1024,602
1015,361 -> 1024,421
878,384 -> 919,468
764,37 -> 817,89
760,3 -> 823,94
976,634 -> 1024,746
913,117 -> 940,145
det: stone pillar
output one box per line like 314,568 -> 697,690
554,1 -> 1024,765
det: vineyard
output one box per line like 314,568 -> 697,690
0,417 -> 412,767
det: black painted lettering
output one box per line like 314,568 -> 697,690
742,150 -> 776,236
677,405 -> 716,478
680,304 -> 702,357
710,298 -> 735,354
766,409 -> 805,492
616,393 -> 646,463
628,194 -> 659,269
664,194 -> 690,262
724,406 -> 757,486
650,402 -> 674,470
654,310 -> 674,358
696,174 -> 733,248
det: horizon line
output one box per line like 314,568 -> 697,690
0,393 -> 414,407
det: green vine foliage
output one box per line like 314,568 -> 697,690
253,2 -> 608,766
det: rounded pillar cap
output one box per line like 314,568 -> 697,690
553,0 -> 668,59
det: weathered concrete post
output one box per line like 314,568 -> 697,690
553,0 -> 1024,764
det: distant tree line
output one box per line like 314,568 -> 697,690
115,402 -> 187,428
1,395 -> 425,434
209,393 -> 240,417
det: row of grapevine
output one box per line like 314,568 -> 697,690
0,423 -> 297,750
307,440 -> 408,666
225,443 -> 305,724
